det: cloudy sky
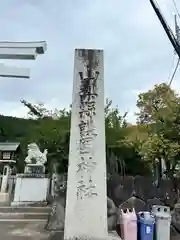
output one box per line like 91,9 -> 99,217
0,0 -> 180,123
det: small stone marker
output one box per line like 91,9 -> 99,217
64,49 -> 108,240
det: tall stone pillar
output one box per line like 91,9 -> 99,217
64,49 -> 107,240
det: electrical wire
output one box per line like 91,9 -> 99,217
168,57 -> 180,86
170,0 -> 180,86
172,0 -> 180,20
155,0 -> 180,77
168,53 -> 175,80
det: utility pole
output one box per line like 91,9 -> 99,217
150,1 -> 180,186
175,15 -> 180,45
149,0 -> 180,58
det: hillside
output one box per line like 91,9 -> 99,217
0,115 -> 38,142
0,114 -> 149,144
0,114 -> 151,175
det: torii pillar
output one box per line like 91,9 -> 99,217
0,41 -> 47,78
0,40 -> 47,203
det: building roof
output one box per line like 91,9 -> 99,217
0,142 -> 20,151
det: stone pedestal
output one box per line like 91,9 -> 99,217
64,49 -> 107,240
11,174 -> 49,206
1,165 -> 11,193
0,192 -> 10,203
24,163 -> 45,174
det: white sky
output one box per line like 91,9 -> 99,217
0,0 -> 180,123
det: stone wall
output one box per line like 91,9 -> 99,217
107,175 -> 180,237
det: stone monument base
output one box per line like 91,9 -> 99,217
24,163 -> 45,174
0,192 -> 10,203
51,231 -> 121,240
11,174 -> 49,206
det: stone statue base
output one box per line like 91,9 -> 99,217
24,163 -> 45,175
0,192 -> 9,203
11,174 -> 49,206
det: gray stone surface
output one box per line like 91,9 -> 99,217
64,49 -> 107,239
45,197 -> 65,231
0,222 -> 50,240
0,206 -> 50,223
0,206 -> 51,213
1,222 -> 179,240
107,197 -> 117,231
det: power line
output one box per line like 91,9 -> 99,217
168,53 -> 175,80
168,57 -> 180,86
172,0 -> 180,20
168,1 -> 180,86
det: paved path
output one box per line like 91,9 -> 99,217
1,222 -> 179,240
0,223 -> 120,240
0,222 -> 50,240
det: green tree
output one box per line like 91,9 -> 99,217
136,83 -> 180,180
21,99 -> 150,176
105,99 -> 150,176
136,83 -> 178,125
139,133 -> 180,178
20,100 -> 71,173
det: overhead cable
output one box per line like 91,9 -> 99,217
172,0 -> 180,20
168,57 -> 180,86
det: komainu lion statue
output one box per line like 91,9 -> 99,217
25,142 -> 48,165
